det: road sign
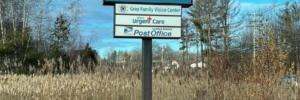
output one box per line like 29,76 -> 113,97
115,4 -> 182,15
115,15 -> 181,27
114,26 -> 181,38
103,0 -> 191,99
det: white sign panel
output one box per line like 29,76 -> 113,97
115,4 -> 182,15
115,26 -> 181,38
115,15 -> 181,26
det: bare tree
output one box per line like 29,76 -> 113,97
22,0 -> 27,34
37,0 -> 44,52
9,0 -> 18,62
218,0 -> 242,57
187,0 -> 221,68
180,17 -> 191,67
0,0 -> 5,48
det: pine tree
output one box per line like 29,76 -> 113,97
50,15 -> 71,59
49,15 -> 71,74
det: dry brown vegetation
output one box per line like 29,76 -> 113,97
0,28 -> 300,100
0,66 -> 299,100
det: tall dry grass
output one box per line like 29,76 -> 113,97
0,66 -> 299,100
0,66 -> 201,100
0,28 -> 299,100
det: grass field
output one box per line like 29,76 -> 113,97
0,66 -> 299,100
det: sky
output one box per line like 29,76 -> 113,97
75,0 -> 288,56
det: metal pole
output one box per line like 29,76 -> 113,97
142,38 -> 152,100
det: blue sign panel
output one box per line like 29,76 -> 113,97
103,0 -> 192,8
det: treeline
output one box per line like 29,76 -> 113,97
177,0 -> 300,72
0,0 -> 99,74
179,0 -> 243,67
101,41 -> 181,68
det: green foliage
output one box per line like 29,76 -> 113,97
111,50 -> 117,63
49,15 -> 70,59
0,27 -> 45,74
47,14 -> 72,74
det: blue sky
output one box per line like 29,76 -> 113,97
76,0 -> 287,56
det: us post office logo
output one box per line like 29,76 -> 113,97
118,5 -> 128,13
124,27 -> 133,35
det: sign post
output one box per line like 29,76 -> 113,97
103,0 -> 192,99
142,38 -> 152,100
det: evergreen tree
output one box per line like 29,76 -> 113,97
180,17 -> 195,66
110,50 -> 117,67
50,15 -> 71,58
0,26 -> 44,74
49,15 -> 71,74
